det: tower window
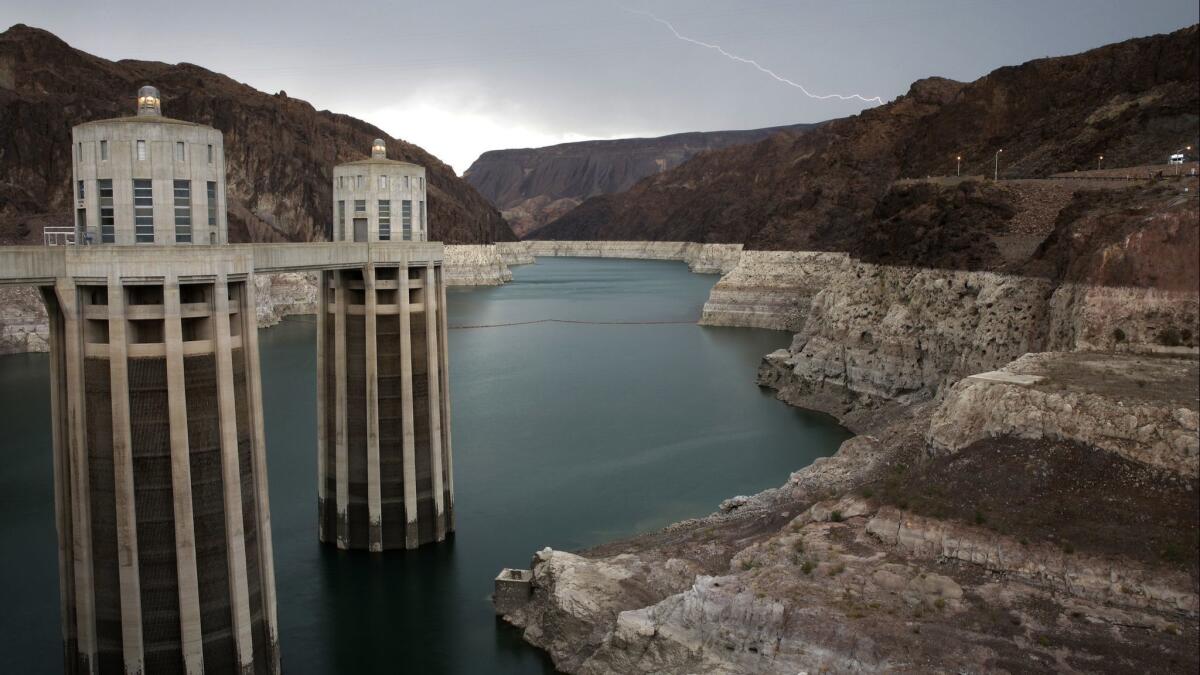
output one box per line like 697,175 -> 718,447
419,200 -> 426,238
356,175 -> 364,190
207,144 -> 213,164
136,140 -> 147,161
378,200 -> 391,241
419,177 -> 425,191
337,201 -> 346,240
77,142 -> 82,161
100,140 -> 108,160
174,180 -> 192,242
401,199 -> 412,241
402,175 -> 410,190
98,179 -> 115,243
77,180 -> 85,200
175,142 -> 185,161
354,199 -> 366,214
133,179 -> 154,243
207,181 -> 218,231
379,175 -> 388,190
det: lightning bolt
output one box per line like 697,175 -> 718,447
626,8 -> 884,106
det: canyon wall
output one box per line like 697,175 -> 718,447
464,124 -> 817,237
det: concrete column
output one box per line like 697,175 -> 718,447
423,264 -> 446,541
105,275 -> 145,675
162,279 -> 205,675
398,265 -> 418,549
54,279 -> 97,673
364,265 -> 383,551
316,271 -> 328,543
240,274 -> 281,672
333,271 -> 350,549
436,265 -> 455,531
40,286 -> 78,671
212,275 -> 256,673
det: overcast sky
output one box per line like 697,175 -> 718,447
5,0 -> 1197,173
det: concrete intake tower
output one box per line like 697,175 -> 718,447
319,140 -> 454,550
51,86 -> 279,674
0,88 -> 457,673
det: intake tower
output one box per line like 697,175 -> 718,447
318,141 -> 454,551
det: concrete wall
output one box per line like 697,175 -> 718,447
332,156 -> 428,242
72,117 -> 227,245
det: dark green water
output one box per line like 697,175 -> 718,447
0,257 -> 850,673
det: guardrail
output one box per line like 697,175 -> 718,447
42,226 -> 76,246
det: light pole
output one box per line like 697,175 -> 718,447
994,149 -> 1003,181
1097,155 -> 1103,171
956,155 -> 961,177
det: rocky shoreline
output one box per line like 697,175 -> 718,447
492,239 -> 1200,672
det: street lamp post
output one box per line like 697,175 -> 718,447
994,149 -> 1003,181
956,155 -> 961,177
1098,155 -> 1104,171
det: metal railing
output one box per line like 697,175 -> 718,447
43,226 -> 76,246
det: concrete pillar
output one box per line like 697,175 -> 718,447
240,274 -> 281,673
162,279 -> 205,674
105,275 -> 145,675
212,275 -> 256,673
316,271 -> 329,544
399,265 -> 419,549
364,265 -> 383,551
53,279 -> 97,673
436,265 -> 455,531
40,286 -> 78,672
333,271 -> 350,549
423,263 -> 446,541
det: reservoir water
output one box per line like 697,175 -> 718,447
0,257 -> 850,673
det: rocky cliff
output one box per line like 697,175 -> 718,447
530,25 -> 1199,249
0,24 -> 515,245
464,125 -> 818,237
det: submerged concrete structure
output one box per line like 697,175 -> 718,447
317,144 -> 454,551
0,90 -> 455,672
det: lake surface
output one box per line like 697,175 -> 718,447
0,257 -> 850,673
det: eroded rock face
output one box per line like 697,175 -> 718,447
442,244 -> 513,286
928,352 -> 1200,476
775,262 -> 1054,404
512,488 -> 1198,674
0,285 -> 47,354
699,252 -> 850,331
505,549 -> 699,673
522,240 -> 742,274
254,272 -> 318,328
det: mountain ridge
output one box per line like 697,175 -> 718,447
464,122 -> 822,236
528,25 -> 1199,250
0,23 -> 516,245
